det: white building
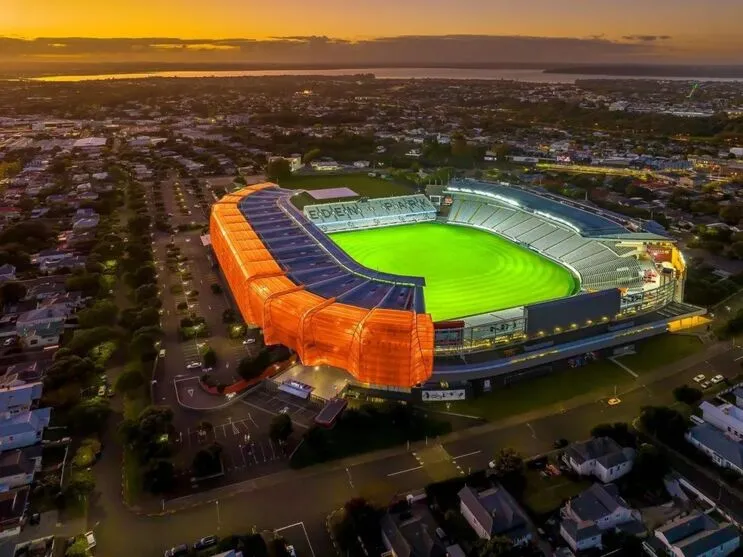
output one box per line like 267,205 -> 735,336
560,483 -> 638,552
655,512 -> 739,557
563,437 -> 635,483
700,401 -> 743,440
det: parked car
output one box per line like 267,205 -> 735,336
693,374 -> 706,383
193,536 -> 218,550
243,338 -> 256,345
711,374 -> 725,384
164,544 -> 189,557
701,380 -> 712,390
186,362 -> 201,370
286,545 -> 297,557
97,386 -> 106,397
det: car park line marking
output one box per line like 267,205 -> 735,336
451,450 -> 482,460
239,446 -> 248,467
387,466 -> 423,477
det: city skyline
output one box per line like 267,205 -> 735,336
3,0 -> 743,64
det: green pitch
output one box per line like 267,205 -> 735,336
330,222 -> 579,321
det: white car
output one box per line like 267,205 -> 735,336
186,362 -> 201,370
286,545 -> 297,557
692,374 -> 706,383
700,381 -> 712,390
85,531 -> 97,550
711,374 -> 725,384
243,338 -> 256,345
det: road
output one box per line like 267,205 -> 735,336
83,338 -> 743,557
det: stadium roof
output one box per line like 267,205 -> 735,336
449,179 -> 668,238
236,188 -> 426,313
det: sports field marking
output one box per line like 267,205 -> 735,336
330,222 -> 578,321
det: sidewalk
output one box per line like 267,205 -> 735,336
130,338 -> 734,516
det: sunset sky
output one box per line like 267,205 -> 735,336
3,0 -> 742,64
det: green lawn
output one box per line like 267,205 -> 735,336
522,469 -> 591,515
282,174 -> 414,209
434,360 -> 632,421
616,334 -> 704,374
330,222 -> 578,321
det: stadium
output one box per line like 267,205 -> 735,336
210,178 -> 706,397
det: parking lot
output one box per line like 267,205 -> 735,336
173,386 -> 321,484
274,522 -> 317,557
239,388 -> 321,430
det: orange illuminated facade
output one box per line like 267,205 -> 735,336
210,184 -> 434,388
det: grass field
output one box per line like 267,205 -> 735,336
435,360 -> 634,422
282,173 -> 414,209
330,222 -> 578,321
616,334 -> 704,374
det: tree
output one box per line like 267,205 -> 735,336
67,326 -> 118,356
192,443 -> 223,477
237,356 -> 263,381
302,148 -> 321,164
0,281 -> 26,305
65,469 -> 95,500
68,398 -> 112,435
222,308 -> 237,323
115,364 -> 145,393
203,348 -> 217,367
673,384 -> 703,406
639,406 -> 689,445
65,537 -> 89,557
473,536 -> 514,557
266,157 -> 292,182
631,444 -> 670,493
65,272 -> 101,296
72,438 -> 102,468
134,283 -> 158,304
590,422 -> 636,448
269,413 -> 293,443
490,448 -> 524,477
43,355 -> 97,390
143,459 -> 175,494
77,300 -> 119,328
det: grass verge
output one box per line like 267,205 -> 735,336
615,334 -> 704,374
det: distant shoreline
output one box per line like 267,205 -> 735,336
4,63 -> 743,83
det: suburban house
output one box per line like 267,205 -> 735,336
654,512 -> 740,557
686,422 -> 743,475
560,483 -> 638,550
18,320 -> 64,348
559,518 -> 603,553
380,503 -> 448,557
563,437 -> 636,483
15,305 -> 70,333
0,447 -> 43,490
0,486 -> 29,538
699,401 -> 743,440
0,380 -> 43,418
0,407 -> 51,451
458,485 -> 532,545
0,265 -> 16,283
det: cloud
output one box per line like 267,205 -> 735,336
0,34 -> 679,67
621,35 -> 672,42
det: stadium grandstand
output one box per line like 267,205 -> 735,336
210,179 -> 706,397
304,194 -> 436,232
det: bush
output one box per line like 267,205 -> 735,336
210,283 -> 223,294
72,438 -> 102,468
